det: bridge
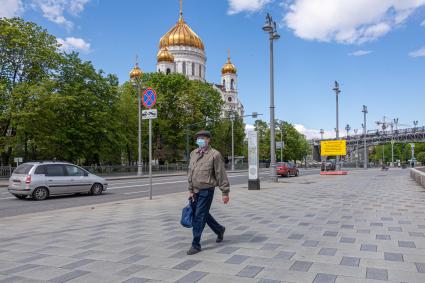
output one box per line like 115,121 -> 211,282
311,126 -> 425,162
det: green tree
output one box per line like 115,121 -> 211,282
0,17 -> 61,164
12,53 -> 119,165
417,152 -> 425,165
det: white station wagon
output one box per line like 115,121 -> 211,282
8,162 -> 108,200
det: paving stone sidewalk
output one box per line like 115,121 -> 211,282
1,169 -> 425,283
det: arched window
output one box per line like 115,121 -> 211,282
231,79 -> 235,90
222,79 -> 225,86
166,68 -> 171,74
182,62 -> 186,75
192,63 -> 195,76
199,65 -> 202,77
158,69 -> 160,73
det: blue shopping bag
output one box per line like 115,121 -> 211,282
180,199 -> 195,228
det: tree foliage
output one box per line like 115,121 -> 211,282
254,119 -> 308,163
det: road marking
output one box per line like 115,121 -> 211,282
108,174 -> 249,190
122,190 -> 149,195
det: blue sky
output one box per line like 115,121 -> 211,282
2,0 -> 425,138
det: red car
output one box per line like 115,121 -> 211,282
277,162 -> 299,177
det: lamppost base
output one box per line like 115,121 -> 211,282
137,166 -> 143,177
248,179 -> 261,190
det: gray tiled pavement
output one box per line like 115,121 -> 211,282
0,169 -> 425,282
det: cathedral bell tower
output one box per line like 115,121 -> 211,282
221,51 -> 238,108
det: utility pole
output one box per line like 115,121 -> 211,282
362,105 -> 368,169
263,13 -> 280,182
376,116 -> 390,167
354,129 -> 358,167
333,81 -> 341,170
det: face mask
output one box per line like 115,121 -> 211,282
196,138 -> 207,148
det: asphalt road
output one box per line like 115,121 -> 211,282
0,169 -> 320,218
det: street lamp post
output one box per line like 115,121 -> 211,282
333,81 -> 341,171
263,13 -> 280,182
354,129 -> 358,167
230,112 -> 235,171
362,105 -> 368,169
413,120 -> 419,132
345,124 -> 351,163
130,60 -> 143,176
320,128 -> 324,164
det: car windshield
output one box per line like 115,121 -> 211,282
13,164 -> 33,174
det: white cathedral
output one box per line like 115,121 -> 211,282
155,4 -> 244,117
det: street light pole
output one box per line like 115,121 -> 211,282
275,126 -> 283,162
333,81 -> 341,170
230,112 -> 235,171
354,129 -> 359,167
263,13 -> 280,182
130,60 -> 143,176
362,105 -> 368,169
320,128 -> 324,164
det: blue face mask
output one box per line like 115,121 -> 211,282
196,138 -> 207,148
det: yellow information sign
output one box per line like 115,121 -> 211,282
321,140 -> 347,156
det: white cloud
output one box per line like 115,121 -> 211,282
409,47 -> 425,58
294,124 -> 336,140
0,0 -> 23,18
57,37 -> 90,52
284,0 -> 425,44
348,50 -> 372,56
227,0 -> 272,14
421,20 -> 425,26
31,0 -> 91,29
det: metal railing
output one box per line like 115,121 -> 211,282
0,162 -> 272,179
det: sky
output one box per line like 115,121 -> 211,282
1,0 -> 425,139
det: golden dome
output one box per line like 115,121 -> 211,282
221,55 -> 237,75
157,47 -> 175,63
129,63 -> 142,79
159,16 -> 204,51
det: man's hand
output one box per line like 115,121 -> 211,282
189,192 -> 194,200
222,195 -> 230,204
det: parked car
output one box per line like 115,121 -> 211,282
321,160 -> 336,171
8,162 -> 108,201
276,162 -> 299,177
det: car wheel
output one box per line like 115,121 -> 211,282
295,171 -> 299,177
32,187 -> 49,201
284,173 -> 289,177
13,194 -> 27,200
91,183 -> 103,195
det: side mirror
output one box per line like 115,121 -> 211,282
84,172 -> 89,177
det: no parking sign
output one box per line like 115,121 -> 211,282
143,88 -> 157,109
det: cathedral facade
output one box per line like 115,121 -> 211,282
155,5 -> 244,117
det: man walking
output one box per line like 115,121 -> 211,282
187,130 -> 230,255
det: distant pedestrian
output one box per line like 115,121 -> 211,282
186,130 -> 230,255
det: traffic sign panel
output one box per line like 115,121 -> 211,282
142,109 -> 158,120
143,88 -> 157,109
320,140 -> 346,156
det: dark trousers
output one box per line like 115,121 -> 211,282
192,188 -> 223,250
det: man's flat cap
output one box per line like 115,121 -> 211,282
195,130 -> 211,138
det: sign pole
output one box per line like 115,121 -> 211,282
149,118 -> 153,200
142,87 -> 157,200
